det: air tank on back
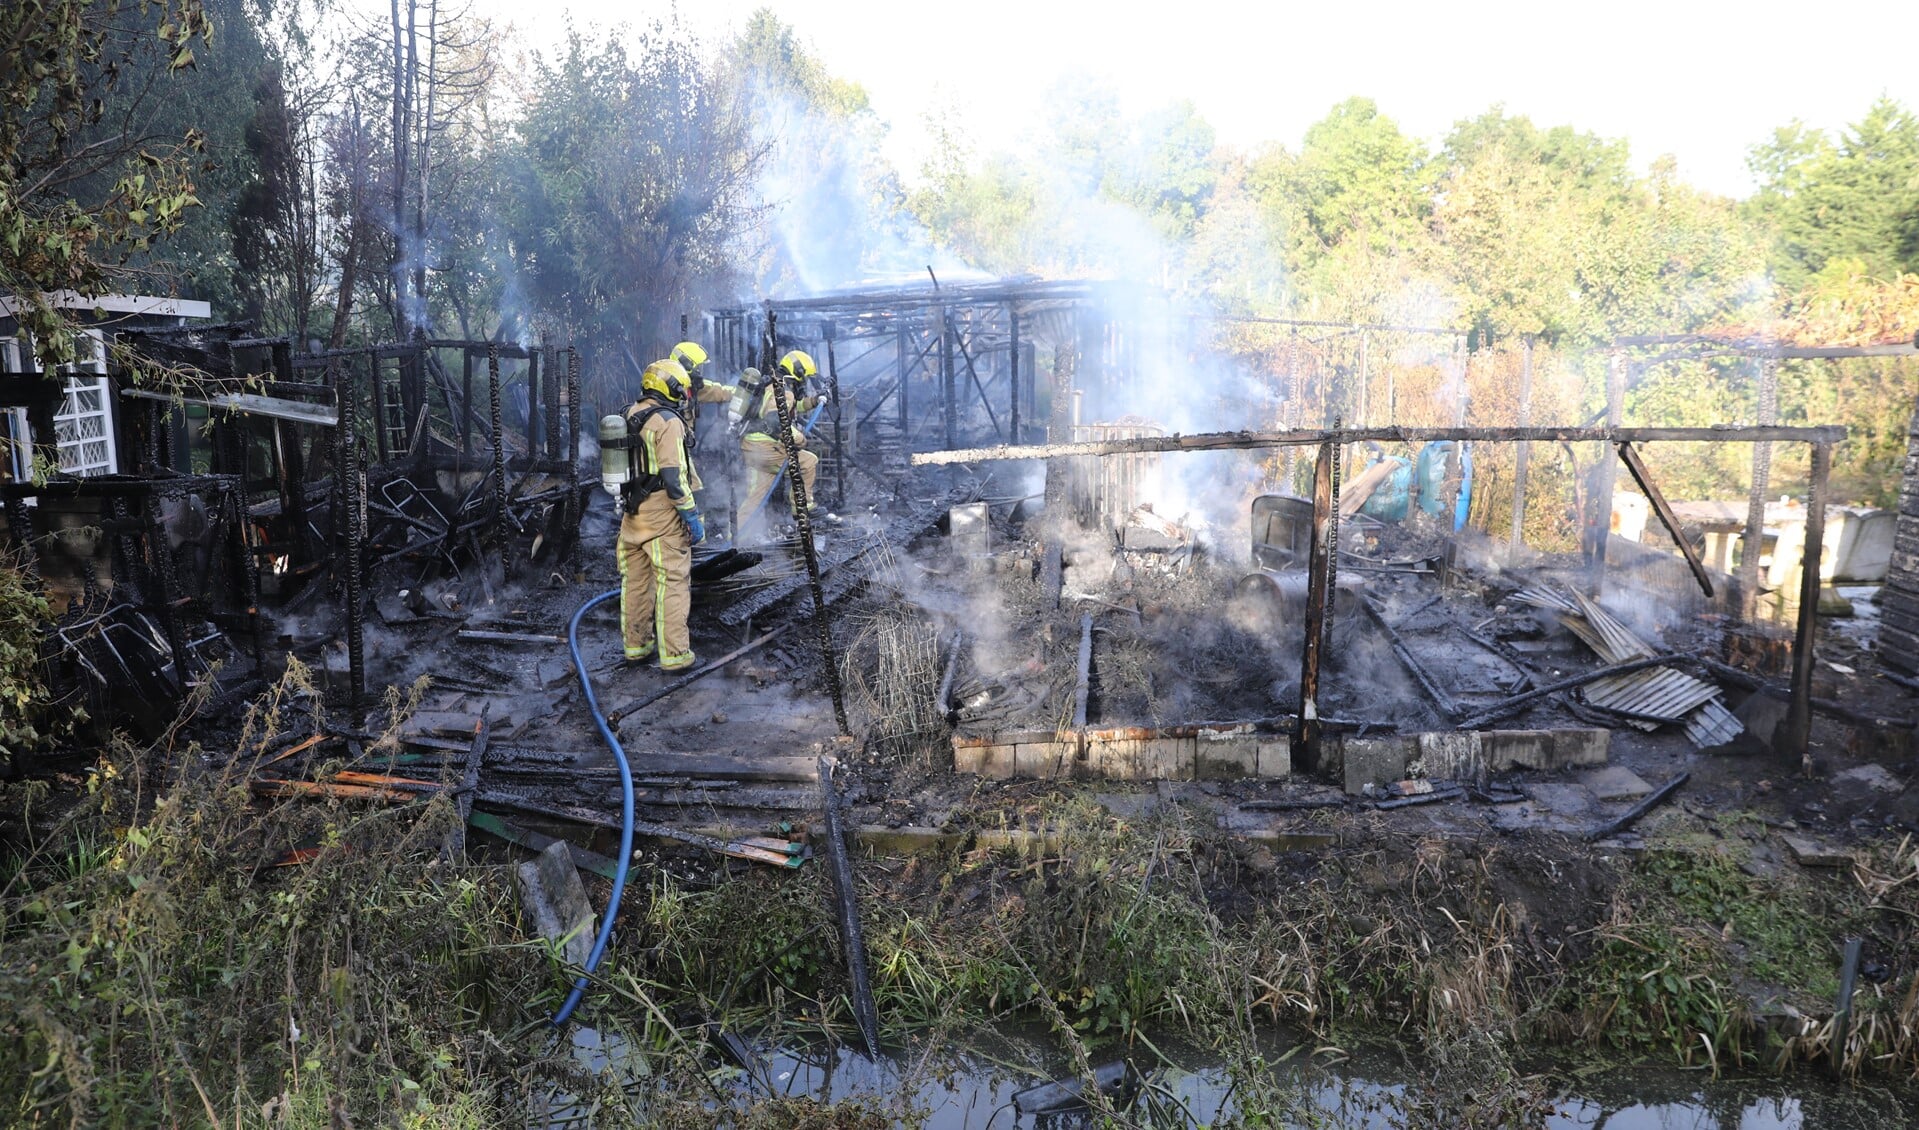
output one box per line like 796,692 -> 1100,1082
599,414 -> 630,496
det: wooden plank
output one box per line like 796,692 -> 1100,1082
625,752 -> 820,782
1616,442 -> 1714,598
466,811 -> 622,881
449,705 -> 491,857
912,424 -> 1849,466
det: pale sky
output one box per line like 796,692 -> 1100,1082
476,0 -> 1919,199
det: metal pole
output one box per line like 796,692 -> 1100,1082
461,349 -> 473,455
1510,335 -> 1533,555
1831,935 -> 1863,1076
895,326 -> 908,438
1008,306 -> 1021,445
369,350 -> 389,462
1782,441 -> 1831,773
940,305 -> 956,448
1284,330 -> 1300,490
544,342 -> 562,460
1741,356 -> 1778,615
1356,331 -> 1368,427
527,345 -> 543,460
825,322 -> 844,509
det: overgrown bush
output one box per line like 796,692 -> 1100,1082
0,557 -> 55,767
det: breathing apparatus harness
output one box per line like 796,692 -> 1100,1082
602,395 -> 684,517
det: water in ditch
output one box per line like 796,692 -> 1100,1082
542,1024 -> 1919,1128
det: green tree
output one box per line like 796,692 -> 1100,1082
1746,98 -> 1919,290
1257,97 -> 1431,268
1103,100 -> 1219,241
507,24 -> 758,369
0,0 -> 215,365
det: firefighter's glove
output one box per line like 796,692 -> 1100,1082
681,507 -> 707,545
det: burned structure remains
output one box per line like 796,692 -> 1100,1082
2,308 -> 586,728
4,276 -> 1913,843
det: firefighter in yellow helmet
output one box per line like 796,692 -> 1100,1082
609,359 -> 705,670
666,341 -> 737,445
738,349 -> 827,534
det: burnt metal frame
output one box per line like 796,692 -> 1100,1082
710,280 -> 1143,479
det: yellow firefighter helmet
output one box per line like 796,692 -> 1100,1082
669,341 -> 708,374
778,350 -> 818,380
641,359 -> 691,403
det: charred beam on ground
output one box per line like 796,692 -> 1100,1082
1359,596 -> 1460,717
819,755 -> 883,1060
446,705 -> 490,859
1585,771 -> 1689,842
1456,656 -> 1718,730
937,630 -> 964,724
605,625 -> 789,726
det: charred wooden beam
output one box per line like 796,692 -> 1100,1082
1740,358 -> 1778,613
605,625 -> 789,726
1454,655 -> 1706,729
911,424 -> 1847,466
1359,596 -> 1460,717
819,755 -> 883,1060
937,630 -> 964,723
772,361 -> 850,735
1298,443 -> 1334,765
1615,441 -> 1714,598
1510,335 -> 1533,553
446,705 -> 490,858
1585,771 -> 1688,842
1072,613 -> 1094,731
1782,441 -> 1832,773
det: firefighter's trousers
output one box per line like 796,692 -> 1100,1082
617,498 -> 694,669
740,435 -> 818,525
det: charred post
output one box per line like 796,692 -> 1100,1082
771,365 -> 850,735
1008,306 -> 1021,444
1298,442 -> 1334,765
1741,356 -> 1779,614
1510,334 -> 1533,554
487,342 -> 506,562
1782,441 -> 1832,771
824,320 -> 844,509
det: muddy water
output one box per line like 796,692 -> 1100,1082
732,1032 -> 1917,1129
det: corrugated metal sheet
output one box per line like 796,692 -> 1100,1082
1513,584 -> 1744,749
1685,699 -> 1744,748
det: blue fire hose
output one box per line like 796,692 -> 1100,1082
549,587 -> 634,1027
